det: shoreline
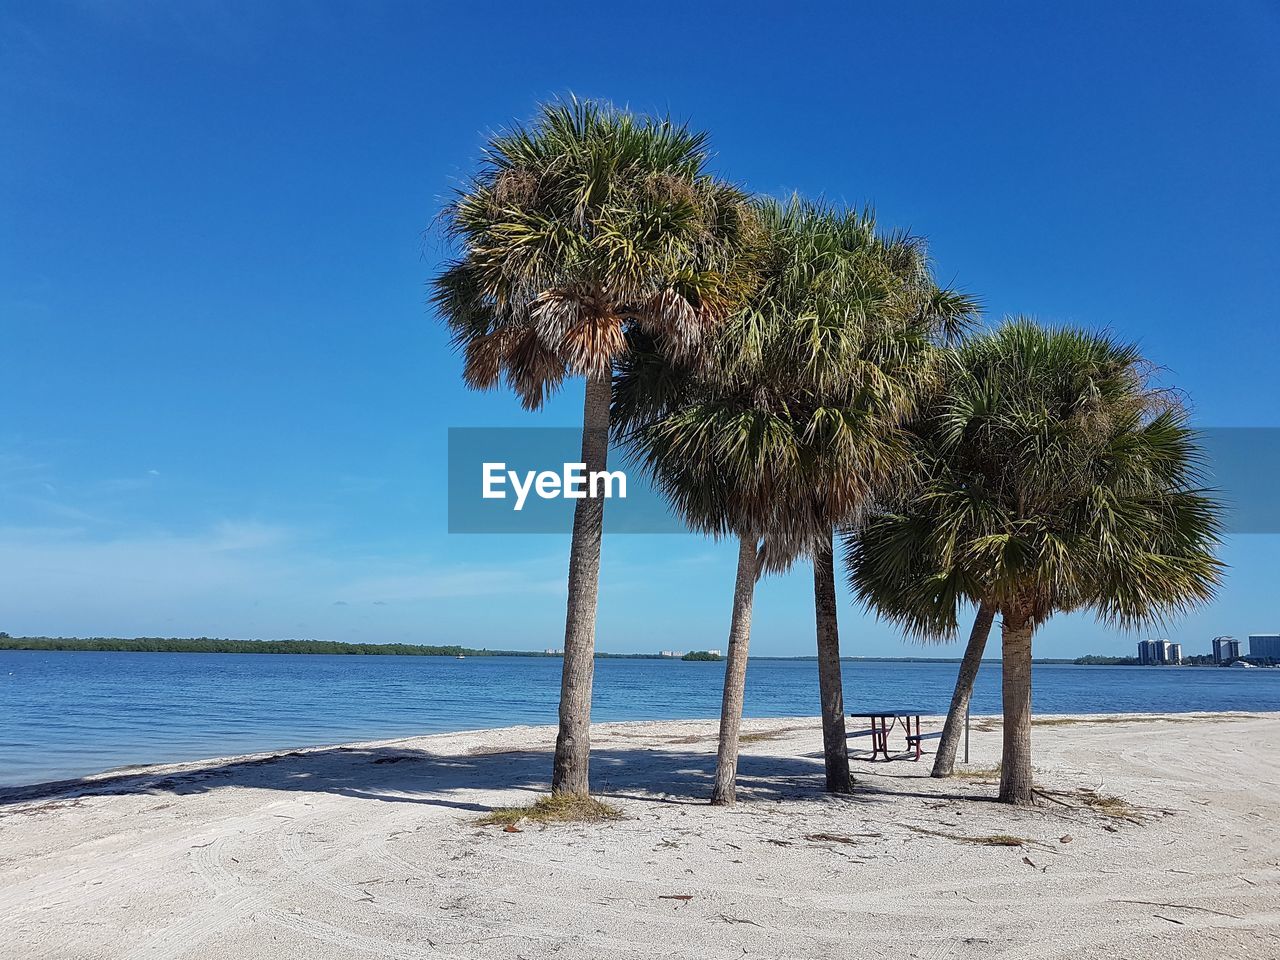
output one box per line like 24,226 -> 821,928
2,709 -> 1275,799
10,654 -> 1274,787
13,643 -> 1276,666
4,712 -> 1278,958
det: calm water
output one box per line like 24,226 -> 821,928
1,651 -> 1276,787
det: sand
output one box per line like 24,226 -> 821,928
2,712 -> 1278,960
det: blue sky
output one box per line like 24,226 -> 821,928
2,1 -> 1278,658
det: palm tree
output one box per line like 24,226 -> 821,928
930,601 -> 994,778
432,98 -> 755,796
615,198 -> 972,802
847,320 -> 1224,804
804,266 -> 978,792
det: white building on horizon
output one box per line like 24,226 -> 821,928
1137,639 -> 1180,665
1213,636 -> 1242,663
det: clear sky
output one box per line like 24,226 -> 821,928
3,1 -> 1278,658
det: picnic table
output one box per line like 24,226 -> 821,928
847,709 -> 939,761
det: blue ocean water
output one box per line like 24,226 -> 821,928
0,650 -> 1275,788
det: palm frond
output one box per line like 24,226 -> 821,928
845,319 -> 1225,639
614,198 -> 968,563
432,96 -> 757,408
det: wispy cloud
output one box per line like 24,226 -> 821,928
206,520 -> 291,552
335,561 -> 565,603
0,443 -> 166,529
0,452 -> 50,487
0,520 -> 566,639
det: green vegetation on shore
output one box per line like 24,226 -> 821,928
1072,653 -> 1226,667
3,636 -> 1094,661
0,636 -> 653,658
0,636 -> 498,656
0,636 -> 1106,662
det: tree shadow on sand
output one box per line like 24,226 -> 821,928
0,739 -> 983,814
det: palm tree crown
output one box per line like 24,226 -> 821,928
846,318 -> 1224,636
433,97 -> 757,409
613,197 -> 976,564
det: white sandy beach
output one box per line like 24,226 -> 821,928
2,713 -> 1278,960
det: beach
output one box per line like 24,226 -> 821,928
3,713 -> 1278,960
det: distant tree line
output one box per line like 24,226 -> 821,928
0,636 -> 701,659
1072,652 -> 1232,666
0,636 -> 494,656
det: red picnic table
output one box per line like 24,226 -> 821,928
847,709 -> 940,761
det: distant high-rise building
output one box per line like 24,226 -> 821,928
1249,634 -> 1280,662
1212,636 -> 1241,663
1138,639 -> 1180,665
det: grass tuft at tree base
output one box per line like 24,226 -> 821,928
951,764 -> 1001,781
906,825 -> 1027,846
476,794 -> 622,828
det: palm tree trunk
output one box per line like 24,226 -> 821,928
997,611 -> 1036,805
931,601 -> 996,778
813,527 -> 851,793
551,373 -> 611,797
710,536 -> 761,806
